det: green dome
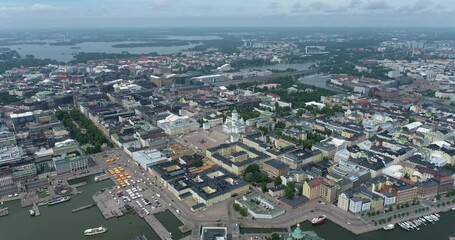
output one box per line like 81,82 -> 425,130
292,224 -> 304,239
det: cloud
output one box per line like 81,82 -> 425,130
0,3 -> 66,15
399,0 -> 433,12
153,0 -> 171,9
309,1 -> 346,13
349,0 -> 363,8
266,1 -> 280,9
361,0 -> 391,10
291,2 -> 309,13
30,3 -> 63,11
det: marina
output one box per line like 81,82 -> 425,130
397,214 -> 442,231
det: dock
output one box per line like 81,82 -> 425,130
92,188 -> 124,219
32,203 -> 40,216
71,203 -> 96,213
143,213 -> 173,240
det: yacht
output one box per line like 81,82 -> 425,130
311,215 -> 327,225
48,196 -> 71,206
383,224 -> 395,231
84,226 -> 108,236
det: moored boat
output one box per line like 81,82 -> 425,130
29,209 -> 35,216
94,174 -> 107,182
48,196 -> 71,206
383,223 -> 395,230
0,207 -> 8,217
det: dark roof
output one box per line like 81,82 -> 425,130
264,159 -> 290,171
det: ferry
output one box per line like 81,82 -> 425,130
48,196 -> 71,206
311,215 -> 327,225
383,224 -> 395,231
84,226 -> 108,236
0,207 -> 8,217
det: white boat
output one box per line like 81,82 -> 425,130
48,196 -> 71,206
311,215 -> 327,225
84,226 -> 107,236
383,224 -> 395,230
94,174 -> 107,182
452,207 -> 455,211
0,207 -> 8,217
29,209 -> 35,216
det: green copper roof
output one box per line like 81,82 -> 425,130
292,224 -> 304,239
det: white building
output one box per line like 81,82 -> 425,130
223,109 -> 246,134
157,113 -> 199,136
132,149 -> 169,169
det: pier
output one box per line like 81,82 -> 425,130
92,188 -> 124,219
71,203 -> 96,213
143,213 -> 173,240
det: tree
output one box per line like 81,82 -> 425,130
239,208 -> 248,217
285,181 -> 296,199
270,233 -> 280,240
233,203 -> 241,212
274,176 -> 282,187
297,184 -> 303,196
275,121 -> 286,129
404,173 -> 411,180
193,159 -> 204,168
436,194 -> 441,200
261,182 -> 268,193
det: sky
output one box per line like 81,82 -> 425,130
0,0 -> 455,28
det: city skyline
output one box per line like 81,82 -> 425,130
1,0 -> 455,28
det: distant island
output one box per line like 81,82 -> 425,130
111,40 -> 193,48
0,41 -> 47,46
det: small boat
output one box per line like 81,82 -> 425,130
94,174 -> 107,182
452,207 -> 455,211
29,209 -> 35,216
383,223 -> 394,231
311,215 -> 327,225
84,226 -> 107,236
0,207 -> 8,217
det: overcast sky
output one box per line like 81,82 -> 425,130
1,0 -> 454,28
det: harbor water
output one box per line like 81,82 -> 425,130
2,174 -> 454,240
0,176 -> 159,240
242,211 -> 455,240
